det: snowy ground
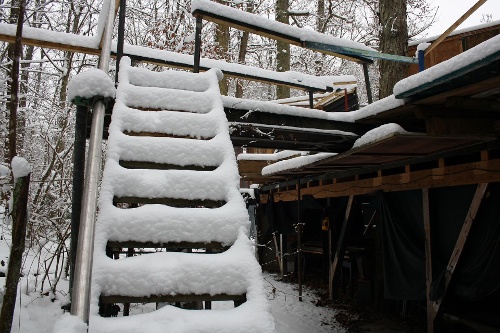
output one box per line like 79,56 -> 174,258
0,227 -> 346,333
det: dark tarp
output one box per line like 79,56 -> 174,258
376,190 -> 426,300
375,184 -> 500,301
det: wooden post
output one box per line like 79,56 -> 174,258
329,195 -> 354,300
433,183 -> 488,315
308,91 -> 314,109
70,105 -> 88,297
422,188 -> 435,333
362,63 -> 373,104
0,173 -> 31,333
193,15 -> 202,73
297,177 -> 303,302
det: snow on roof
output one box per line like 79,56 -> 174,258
237,150 -> 304,161
409,19 -> 500,46
262,153 -> 336,176
191,0 -> 376,52
223,94 -> 405,123
67,68 -> 116,101
352,123 -> 408,148
394,34 -> 500,98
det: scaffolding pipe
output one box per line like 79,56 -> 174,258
70,0 -> 115,324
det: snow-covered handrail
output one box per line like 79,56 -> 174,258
191,0 -> 417,64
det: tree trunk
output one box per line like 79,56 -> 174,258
276,0 -> 290,99
0,173 -> 31,333
378,0 -> 408,99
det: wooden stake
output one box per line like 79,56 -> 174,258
422,188 -> 434,333
425,0 -> 487,56
433,183 -> 488,315
0,173 -> 30,333
329,195 -> 354,300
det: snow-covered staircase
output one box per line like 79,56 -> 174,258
89,57 -> 274,332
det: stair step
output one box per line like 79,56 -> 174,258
119,160 -> 217,171
106,240 -> 229,252
100,293 -> 246,305
123,130 -> 212,140
113,197 -> 226,208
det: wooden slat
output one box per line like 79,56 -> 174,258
106,240 -> 229,252
433,183 -> 488,315
113,197 -> 226,208
123,131 -> 212,140
422,188 -> 435,333
329,195 -> 354,299
119,160 -> 217,171
100,293 -> 246,304
261,157 -> 500,202
424,0 -> 488,56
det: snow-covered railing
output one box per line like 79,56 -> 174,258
191,0 -> 418,64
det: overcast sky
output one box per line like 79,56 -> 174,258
424,0 -> 500,38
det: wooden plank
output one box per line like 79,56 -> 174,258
106,240 -> 229,252
113,196 -> 226,208
329,195 -> 354,300
0,33 -> 101,55
100,293 -> 246,304
425,0 -> 488,56
260,157 -> 500,202
422,188 -> 435,333
433,183 -> 488,315
119,160 -> 217,171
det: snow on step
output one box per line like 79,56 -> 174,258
89,57 -> 274,332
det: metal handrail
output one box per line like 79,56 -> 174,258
70,0 -> 115,324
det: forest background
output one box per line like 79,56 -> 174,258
0,0 -> 452,302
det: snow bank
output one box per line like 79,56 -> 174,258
53,314 -> 87,333
67,68 -> 116,102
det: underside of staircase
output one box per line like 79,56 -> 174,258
88,57 -> 274,332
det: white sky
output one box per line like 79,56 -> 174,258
425,0 -> 500,37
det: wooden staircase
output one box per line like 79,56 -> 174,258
89,57 -> 274,332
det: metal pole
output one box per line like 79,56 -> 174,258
362,63 -> 373,104
71,0 -> 115,323
115,0 -> 126,85
297,177 -> 303,302
193,16 -> 202,73
418,50 -> 425,72
69,105 -> 88,297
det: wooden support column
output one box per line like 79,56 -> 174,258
422,188 -> 435,333
329,195 -> 354,300
297,177 -> 303,302
433,183 -> 488,316
193,15 -> 202,73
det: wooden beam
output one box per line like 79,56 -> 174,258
100,293 -> 246,304
106,240 -> 229,252
422,188 -> 435,333
425,0 -> 488,56
425,117 -> 500,135
113,196 -> 225,208
329,195 -> 354,299
260,157 -> 500,202
432,183 -> 488,315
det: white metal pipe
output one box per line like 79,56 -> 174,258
71,0 -> 115,324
